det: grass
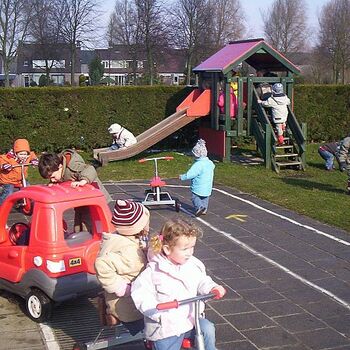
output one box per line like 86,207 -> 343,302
28,143 -> 350,233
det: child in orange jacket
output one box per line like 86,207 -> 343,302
0,139 -> 38,205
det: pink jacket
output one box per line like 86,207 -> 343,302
217,88 -> 237,119
131,253 -> 218,341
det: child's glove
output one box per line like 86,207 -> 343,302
30,159 -> 39,166
210,286 -> 226,300
339,162 -> 347,172
2,163 -> 12,172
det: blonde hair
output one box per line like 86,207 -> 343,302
150,218 -> 203,254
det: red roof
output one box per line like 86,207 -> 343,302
193,38 -> 299,74
195,39 -> 263,72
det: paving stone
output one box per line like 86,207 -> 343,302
217,340 -> 258,350
210,299 -> 256,315
323,314 -> 350,337
242,326 -> 299,348
250,267 -> 290,282
215,323 -> 245,342
291,267 -> 333,281
209,266 -> 248,279
281,286 -> 330,304
295,328 -> 350,349
223,276 -> 265,291
254,299 -> 304,317
225,311 -> 274,331
234,258 -> 276,271
302,300 -> 350,319
236,236 -> 281,253
222,248 -> 258,263
265,276 -> 309,292
238,287 -> 285,303
273,312 -> 326,333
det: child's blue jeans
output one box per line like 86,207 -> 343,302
0,184 -> 14,205
318,148 -> 334,170
152,318 -> 216,350
191,192 -> 209,212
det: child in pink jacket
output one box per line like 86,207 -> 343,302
131,218 -> 226,350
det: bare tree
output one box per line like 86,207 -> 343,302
107,0 -> 138,46
27,0 -> 66,83
317,0 -> 350,84
107,0 -> 141,83
262,0 -> 307,54
60,0 -> 99,85
209,0 -> 245,51
135,0 -> 167,85
0,0 -> 32,87
169,0 -> 211,85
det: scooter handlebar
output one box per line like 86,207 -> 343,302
156,300 -> 179,310
138,156 -> 174,163
156,293 -> 216,311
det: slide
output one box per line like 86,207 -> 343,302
94,88 -> 211,165
95,109 -> 196,165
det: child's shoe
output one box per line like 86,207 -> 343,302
277,135 -> 284,145
195,207 -> 205,217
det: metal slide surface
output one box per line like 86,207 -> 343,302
96,109 -> 194,164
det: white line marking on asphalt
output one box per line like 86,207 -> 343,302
114,182 -> 350,246
181,206 -> 350,311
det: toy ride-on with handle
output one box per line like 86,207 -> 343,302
139,156 -> 180,212
11,163 -> 34,215
72,292 -> 218,350
0,182 -> 114,322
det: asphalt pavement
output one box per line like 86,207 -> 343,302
1,179 -> 349,350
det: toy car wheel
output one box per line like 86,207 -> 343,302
9,222 -> 30,245
25,289 -> 52,323
72,343 -> 87,350
175,199 -> 181,212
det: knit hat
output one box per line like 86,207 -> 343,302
111,200 -> 150,236
272,83 -> 284,95
13,139 -> 30,154
192,139 -> 207,158
108,123 -> 122,134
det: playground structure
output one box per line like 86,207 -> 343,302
94,38 -> 306,173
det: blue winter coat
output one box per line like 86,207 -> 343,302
180,157 -> 215,197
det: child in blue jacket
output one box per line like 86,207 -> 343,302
180,139 -> 215,216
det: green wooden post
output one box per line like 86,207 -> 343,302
301,122 -> 307,168
212,73 -> 219,130
247,77 -> 253,136
265,124 -> 271,169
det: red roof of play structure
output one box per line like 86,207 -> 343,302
193,38 -> 299,73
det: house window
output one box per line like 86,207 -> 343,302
101,61 -> 109,68
137,61 -> 144,69
24,76 -> 29,87
51,75 -> 65,86
32,60 -> 65,69
110,60 -> 127,69
24,60 -> 29,67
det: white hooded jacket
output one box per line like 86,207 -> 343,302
261,94 -> 290,124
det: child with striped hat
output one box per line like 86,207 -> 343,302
95,199 -> 150,335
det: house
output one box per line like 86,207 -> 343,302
15,42 -> 82,87
15,43 -> 186,87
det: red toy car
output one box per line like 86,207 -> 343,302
0,182 -> 113,322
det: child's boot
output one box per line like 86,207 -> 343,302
278,135 -> 284,145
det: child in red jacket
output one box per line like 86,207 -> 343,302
0,139 -> 38,204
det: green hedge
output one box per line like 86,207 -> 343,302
0,84 -> 349,153
0,86 -> 191,153
294,85 -> 350,142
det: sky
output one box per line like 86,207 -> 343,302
98,0 -> 330,47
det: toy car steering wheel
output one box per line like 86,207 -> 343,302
9,222 -> 30,245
